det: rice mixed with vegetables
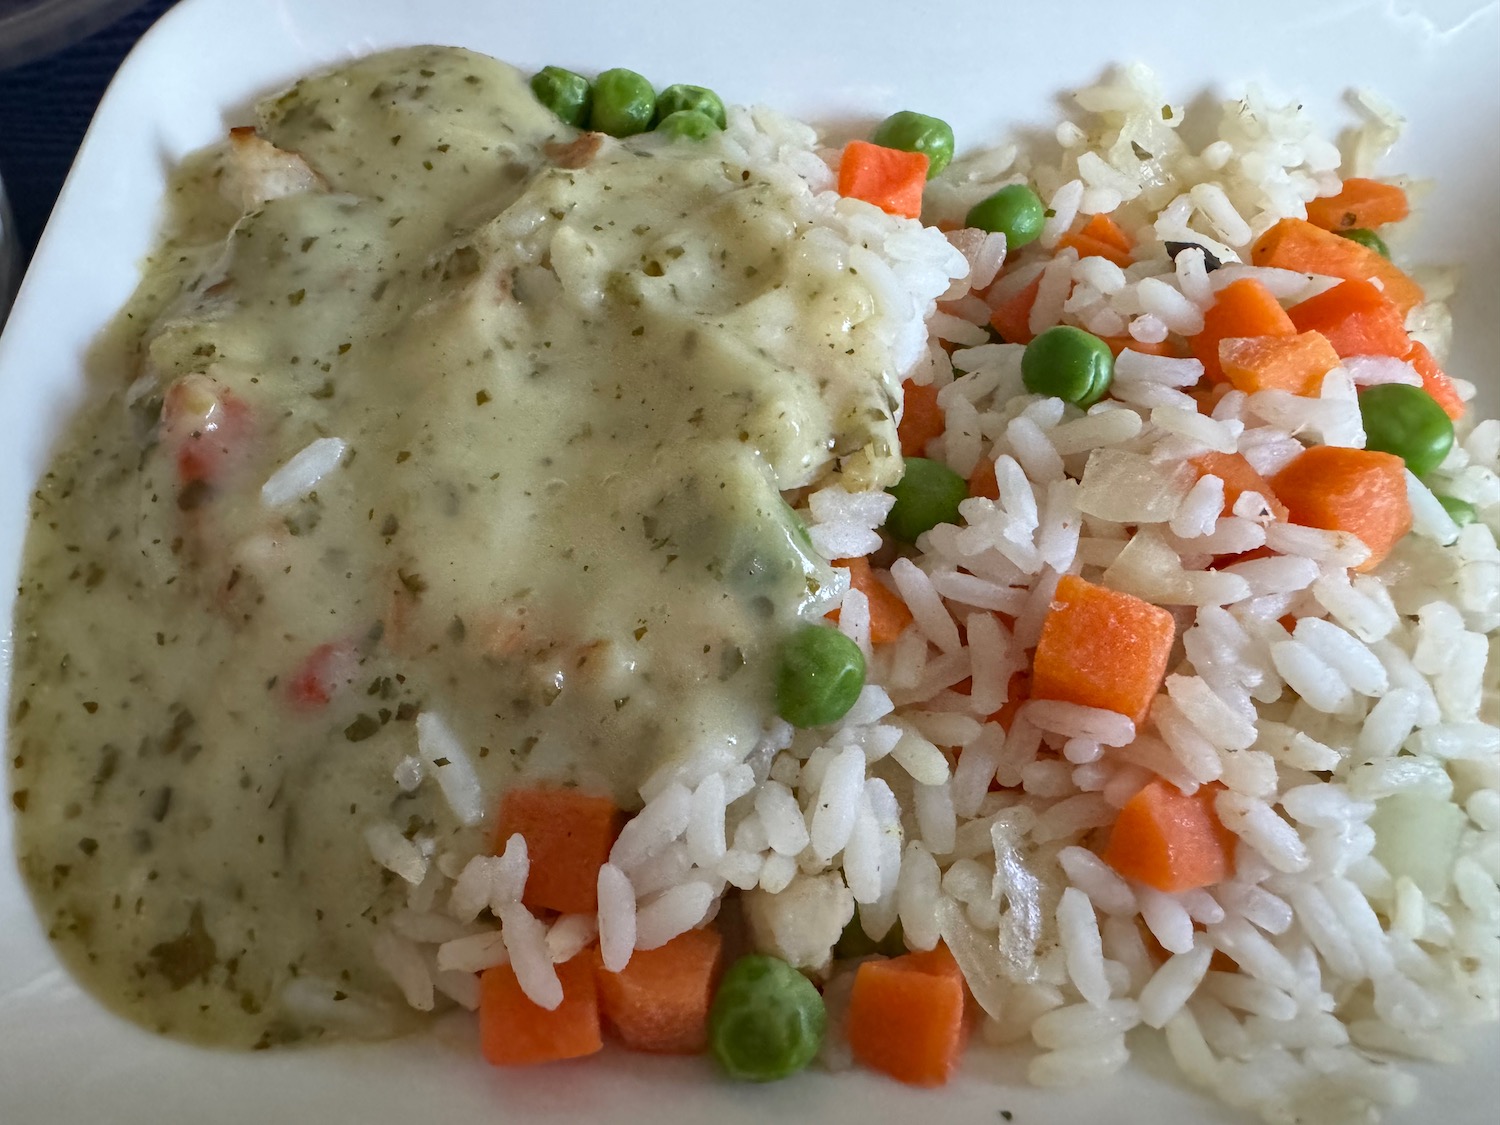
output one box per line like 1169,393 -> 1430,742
9,47 -> 1499,1125
369,62 -> 1499,1120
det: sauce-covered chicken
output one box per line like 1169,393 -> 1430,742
8,46 -> 918,1046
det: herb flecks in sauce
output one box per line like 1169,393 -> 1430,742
9,47 -> 901,1048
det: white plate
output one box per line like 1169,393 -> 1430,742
1,1 -> 1497,1122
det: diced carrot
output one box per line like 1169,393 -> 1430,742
1286,279 -> 1410,358
480,957 -> 603,1067
1101,778 -> 1236,893
496,788 -> 624,915
837,141 -> 929,219
1304,178 -> 1410,232
1030,575 -> 1175,725
1251,218 -> 1424,315
829,557 -> 914,645
1057,228 -> 1132,269
899,945 -> 966,979
1059,213 -> 1134,265
1190,279 -> 1296,384
1217,330 -> 1342,396
847,944 -> 968,1087
1188,381 -> 1232,417
1404,341 -> 1465,421
1189,451 -> 1289,522
988,274 -> 1043,345
1269,446 -> 1412,572
898,380 -> 945,457
1079,212 -> 1135,253
1099,335 -> 1177,358
967,456 -> 998,500
985,669 -> 1032,733
594,928 -> 722,1054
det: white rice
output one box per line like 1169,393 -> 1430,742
364,821 -> 428,885
1137,937 -> 1215,1028
414,712 -> 486,827
634,881 -> 716,951
363,67 -> 1500,1125
435,929 -> 510,974
595,862 -> 637,972
260,436 -> 347,508
497,900 -> 561,1009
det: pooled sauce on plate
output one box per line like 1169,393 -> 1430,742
7,46 -> 903,1046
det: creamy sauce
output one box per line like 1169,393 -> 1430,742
7,47 -> 905,1047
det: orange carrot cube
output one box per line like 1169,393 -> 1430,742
829,557 -> 914,645
1404,341 -> 1465,421
1217,330 -> 1342,396
595,928 -> 723,1054
837,141 -> 928,219
1287,278 -> 1410,358
1030,575 -> 1175,725
987,274 -> 1042,345
496,788 -> 623,915
898,380 -> 945,457
1252,218 -> 1424,315
1304,178 -> 1409,232
1101,778 -> 1236,892
479,958 -> 603,1067
1189,451 -> 1289,522
1269,446 -> 1412,572
1191,278 -> 1296,383
847,944 -> 968,1087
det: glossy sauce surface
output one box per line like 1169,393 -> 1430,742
7,47 -> 902,1046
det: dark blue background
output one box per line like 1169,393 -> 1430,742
1,0 -> 176,264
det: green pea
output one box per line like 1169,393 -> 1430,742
1022,325 -> 1115,408
835,914 -> 906,960
589,68 -> 656,137
655,84 -> 726,129
1436,495 -> 1477,526
1358,383 -> 1454,477
885,457 -> 967,543
872,111 -> 955,179
528,66 -> 592,127
1337,227 -> 1390,259
709,955 -> 826,1082
657,109 -> 718,142
965,183 -> 1046,247
776,625 -> 865,728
